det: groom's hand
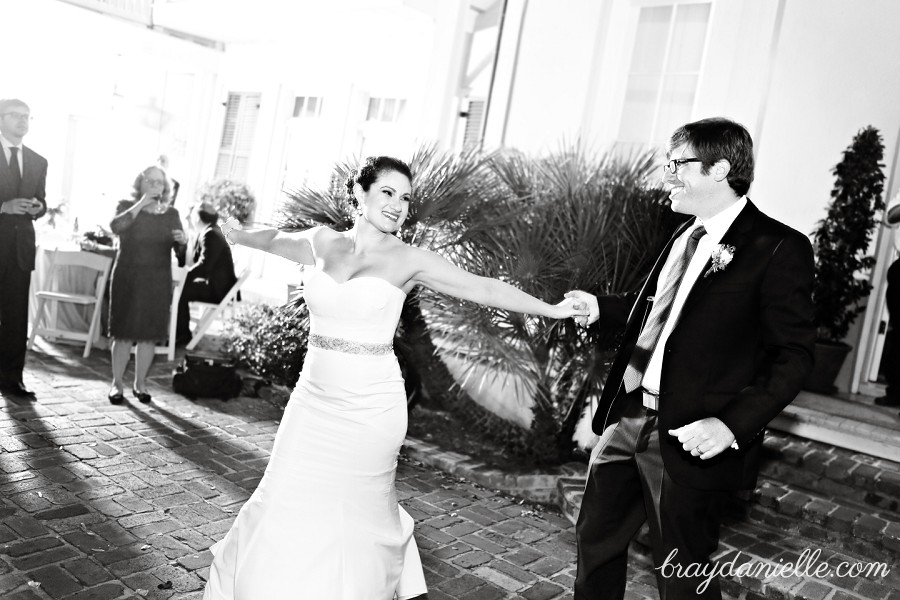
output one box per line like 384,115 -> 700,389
669,418 -> 736,460
564,290 -> 599,326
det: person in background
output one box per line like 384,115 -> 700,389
0,99 -> 47,399
875,200 -> 900,409
175,201 -> 238,345
107,165 -> 186,404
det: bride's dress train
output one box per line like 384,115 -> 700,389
203,267 -> 427,599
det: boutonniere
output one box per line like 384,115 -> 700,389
704,244 -> 735,277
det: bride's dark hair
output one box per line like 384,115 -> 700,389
345,156 -> 413,207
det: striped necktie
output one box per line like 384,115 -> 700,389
622,225 -> 707,393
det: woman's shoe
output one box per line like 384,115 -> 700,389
108,389 -> 125,405
132,387 -> 152,404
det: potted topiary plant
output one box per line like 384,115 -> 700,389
806,126 -> 886,393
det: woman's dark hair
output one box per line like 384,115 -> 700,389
344,156 -> 413,207
197,208 -> 218,226
669,117 -> 754,197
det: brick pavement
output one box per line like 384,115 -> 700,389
0,340 -> 661,600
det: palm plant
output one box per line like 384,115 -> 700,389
420,144 -> 685,463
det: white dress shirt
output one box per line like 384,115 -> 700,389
188,224 -> 212,268
641,197 -> 748,394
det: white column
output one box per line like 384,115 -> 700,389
481,0 -> 527,149
418,0 -> 470,147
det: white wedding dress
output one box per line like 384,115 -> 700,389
203,266 -> 427,600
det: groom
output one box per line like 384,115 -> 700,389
567,117 -> 815,599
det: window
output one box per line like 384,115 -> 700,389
365,97 -> 407,122
214,92 -> 260,182
462,99 -> 486,150
293,96 -> 323,119
617,2 -> 711,145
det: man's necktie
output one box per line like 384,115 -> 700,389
622,225 -> 708,393
9,147 -> 21,192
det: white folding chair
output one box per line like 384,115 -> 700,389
28,249 -> 113,358
186,266 -> 251,351
155,266 -> 187,361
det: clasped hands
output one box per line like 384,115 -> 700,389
1,197 -> 42,216
563,290 -> 599,327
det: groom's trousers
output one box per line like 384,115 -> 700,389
574,391 -> 727,600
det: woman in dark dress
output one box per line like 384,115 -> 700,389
107,165 -> 187,404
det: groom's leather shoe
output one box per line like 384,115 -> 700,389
0,380 -> 36,399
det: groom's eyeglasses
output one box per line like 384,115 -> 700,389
664,158 -> 702,175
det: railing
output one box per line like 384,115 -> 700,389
58,0 -> 153,26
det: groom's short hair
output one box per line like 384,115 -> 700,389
670,118 -> 754,197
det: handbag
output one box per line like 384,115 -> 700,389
172,351 -> 242,400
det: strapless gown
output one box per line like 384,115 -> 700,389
203,267 -> 427,600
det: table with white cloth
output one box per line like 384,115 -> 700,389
29,243 -> 184,350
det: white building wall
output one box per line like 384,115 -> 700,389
752,0 -> 900,237
499,0 -> 608,151
2,0 -> 222,233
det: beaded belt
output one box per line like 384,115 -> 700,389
308,333 -> 394,356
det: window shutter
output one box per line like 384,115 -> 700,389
462,99 -> 486,150
215,92 -> 261,182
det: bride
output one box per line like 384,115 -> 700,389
202,156 -> 586,600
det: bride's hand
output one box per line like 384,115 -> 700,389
221,217 -> 242,245
552,297 -> 589,320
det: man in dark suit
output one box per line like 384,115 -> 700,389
0,99 -> 47,399
175,201 -> 238,345
567,118 -> 815,599
875,202 -> 900,408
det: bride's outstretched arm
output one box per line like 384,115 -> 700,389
221,219 -> 315,265
408,248 -> 588,320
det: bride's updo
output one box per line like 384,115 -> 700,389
345,156 -> 413,209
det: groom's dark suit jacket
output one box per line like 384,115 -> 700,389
593,200 -> 815,491
0,145 -> 48,270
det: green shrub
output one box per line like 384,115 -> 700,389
421,145 -> 685,464
812,126 -> 886,343
199,179 -> 257,224
224,302 -> 309,387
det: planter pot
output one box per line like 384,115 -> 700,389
803,341 -> 852,394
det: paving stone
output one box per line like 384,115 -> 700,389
521,580 -> 566,600
61,581 -> 125,600
433,543 -> 473,559
27,564 -> 82,598
436,572 -> 484,596
472,565 -> 526,592
460,533 -> 508,554
11,546 -> 78,571
453,550 -> 494,569
3,536 -> 62,557
32,503 -> 90,521
61,557 -> 110,586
